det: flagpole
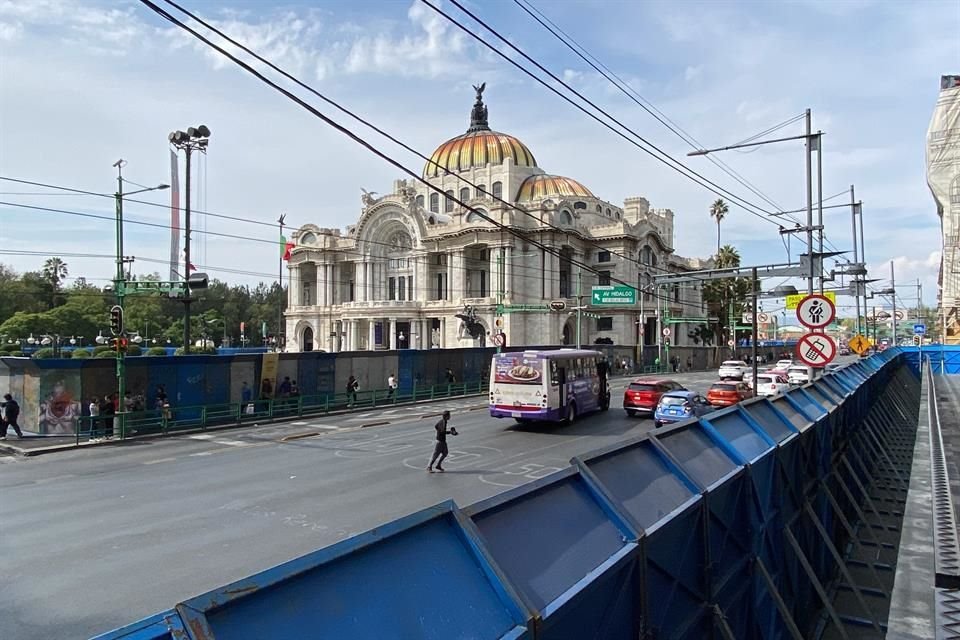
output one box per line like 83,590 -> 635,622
278,214 -> 286,353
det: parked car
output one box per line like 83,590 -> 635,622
838,346 -> 851,356
623,378 -> 685,417
707,381 -> 753,406
718,360 -> 750,380
775,359 -> 795,370
752,373 -> 790,397
654,390 -> 716,428
787,365 -> 811,385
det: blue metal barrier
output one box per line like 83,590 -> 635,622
95,349 -> 921,639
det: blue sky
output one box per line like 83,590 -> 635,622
0,0 -> 956,315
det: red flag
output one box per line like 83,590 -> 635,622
281,235 -> 295,261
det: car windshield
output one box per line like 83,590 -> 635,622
721,361 -> 745,367
711,384 -> 737,391
789,367 -> 808,375
660,395 -> 689,406
756,376 -> 776,384
629,383 -> 657,392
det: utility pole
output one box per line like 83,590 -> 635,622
891,261 -> 897,345
113,160 -> 127,439
816,130 -> 824,294
278,213 -> 286,353
857,200 -> 867,338
805,108 -> 814,297
495,248 -> 503,354
850,186 -> 861,336
751,267 -> 759,394
576,268 -> 582,349
638,285 -> 645,369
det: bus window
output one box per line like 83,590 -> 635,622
550,360 -> 559,385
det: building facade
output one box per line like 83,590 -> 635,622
285,87 -> 709,352
929,75 -> 960,343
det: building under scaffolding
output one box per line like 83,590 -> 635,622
928,75 -> 960,343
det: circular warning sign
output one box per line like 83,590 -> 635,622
796,294 -> 836,329
796,332 -> 837,367
493,333 -> 506,347
727,339 -> 735,347
662,327 -> 671,337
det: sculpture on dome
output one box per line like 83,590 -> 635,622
360,188 -> 379,207
468,82 -> 489,132
455,305 -> 486,341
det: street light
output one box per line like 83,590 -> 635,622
206,318 -> 228,347
169,125 -> 211,355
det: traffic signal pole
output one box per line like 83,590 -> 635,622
113,163 -> 127,439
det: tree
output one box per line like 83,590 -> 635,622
709,199 -> 729,257
700,245 -> 753,357
42,257 -> 69,291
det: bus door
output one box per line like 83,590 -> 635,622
550,360 -> 565,410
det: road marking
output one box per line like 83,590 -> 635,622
189,451 -> 214,457
212,439 -> 249,447
143,457 -> 177,465
188,434 -> 216,440
291,421 -> 309,426
281,432 -> 320,442
311,424 -> 342,430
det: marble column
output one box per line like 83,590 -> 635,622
440,317 -> 447,348
446,253 -> 454,301
368,320 -> 376,351
503,246 -> 513,301
317,263 -> 326,307
389,318 -> 397,350
350,320 -> 359,352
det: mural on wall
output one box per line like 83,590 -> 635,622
38,370 -> 82,435
259,353 -> 279,399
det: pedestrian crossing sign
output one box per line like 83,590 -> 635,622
848,334 -> 870,355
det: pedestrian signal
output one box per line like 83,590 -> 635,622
109,305 -> 124,336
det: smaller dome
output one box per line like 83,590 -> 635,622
516,175 -> 594,202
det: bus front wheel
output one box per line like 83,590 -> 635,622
566,403 -> 577,423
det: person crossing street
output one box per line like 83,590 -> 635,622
427,410 -> 457,473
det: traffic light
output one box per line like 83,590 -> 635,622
109,305 -> 124,336
913,335 -> 922,346
113,337 -> 128,351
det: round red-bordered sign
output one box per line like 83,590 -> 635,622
795,294 -> 836,329
795,332 -> 836,367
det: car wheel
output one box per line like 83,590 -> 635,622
566,403 -> 577,423
654,420 -> 662,428
626,409 -> 636,417
514,417 -> 530,424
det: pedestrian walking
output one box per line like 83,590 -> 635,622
445,368 -> 456,384
277,376 -> 292,398
686,356 -> 692,372
387,373 -> 397,399
99,395 -> 115,439
87,397 -> 100,435
671,356 -> 680,373
427,410 -> 457,473
346,376 -> 359,407
1,393 -> 23,439
290,381 -> 299,397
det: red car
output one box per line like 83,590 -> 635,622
706,381 -> 753,407
624,378 -> 686,417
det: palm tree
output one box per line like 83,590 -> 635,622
42,257 -> 68,291
709,198 -> 729,256
715,245 -> 740,268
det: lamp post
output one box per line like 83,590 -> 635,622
206,318 -> 228,347
113,160 -> 168,438
168,125 -> 211,355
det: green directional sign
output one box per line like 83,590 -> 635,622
591,285 -> 636,305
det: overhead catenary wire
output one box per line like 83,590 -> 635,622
141,0 -> 731,301
150,0 -> 720,294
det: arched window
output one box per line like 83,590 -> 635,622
605,208 -> 611,216
615,211 -> 621,220
466,208 -> 487,223
459,187 -> 470,202
596,204 -> 602,212
429,192 -> 439,213
300,232 -> 317,246
476,184 -> 486,198
415,195 -> 424,209
574,201 -> 586,210
492,182 -> 502,199
444,190 -> 454,213
641,246 -> 653,266
559,210 -> 573,226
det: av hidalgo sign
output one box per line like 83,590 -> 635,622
591,285 -> 636,306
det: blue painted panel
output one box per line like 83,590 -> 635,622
704,411 -> 772,462
469,474 -> 629,612
297,354 -> 319,397
805,384 -> 836,409
398,349 -> 416,393
742,400 -> 796,443
90,610 -> 187,640
178,509 -> 528,640
786,388 -> 826,420
582,440 -> 697,531
655,426 -> 739,490
205,360 -> 230,404
770,396 -> 811,431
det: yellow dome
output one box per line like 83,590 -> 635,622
424,130 -> 537,178
516,174 -> 594,202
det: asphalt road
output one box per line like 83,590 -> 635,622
0,368 -> 741,639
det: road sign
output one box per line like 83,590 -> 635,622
742,311 -> 772,324
796,332 -> 836,367
895,310 -> 905,321
914,323 -> 926,335
727,339 -> 735,348
848,334 -> 870,355
591,285 -> 636,305
493,333 -> 506,347
549,300 -> 566,311
662,327 -> 671,337
796,294 -> 836,329
786,291 -> 836,310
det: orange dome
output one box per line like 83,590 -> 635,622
424,130 -> 537,178
516,174 -> 594,202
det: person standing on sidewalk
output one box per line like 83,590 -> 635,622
387,373 -> 397,399
427,410 -> 457,473
346,376 -> 359,407
1,393 -> 23,439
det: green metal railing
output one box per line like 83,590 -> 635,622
74,380 -> 489,445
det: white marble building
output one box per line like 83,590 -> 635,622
284,87 -> 709,352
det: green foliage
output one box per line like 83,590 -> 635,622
7,350 -> 23,357
146,347 -> 168,356
92,345 -> 115,356
125,345 -> 143,357
174,345 -> 217,355
700,245 -> 754,349
95,350 -> 117,359
71,349 -> 91,359
32,347 -> 56,359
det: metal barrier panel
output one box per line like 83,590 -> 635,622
465,469 -> 639,639
205,359 -> 231,404
701,407 -> 775,464
741,399 -> 798,444
653,423 -> 740,490
174,503 -> 530,640
91,610 -> 188,640
770,396 -> 814,432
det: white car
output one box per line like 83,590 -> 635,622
787,365 -> 810,385
775,359 -> 794,370
753,374 -> 790,397
718,360 -> 750,380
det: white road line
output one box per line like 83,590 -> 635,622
143,457 -> 177,465
309,425 -> 342,430
188,434 -> 216,440
189,451 -> 214,457
212,439 -> 250,447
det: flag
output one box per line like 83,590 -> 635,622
169,150 -> 181,281
281,235 -> 295,261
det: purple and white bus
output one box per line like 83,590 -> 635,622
489,349 -> 611,423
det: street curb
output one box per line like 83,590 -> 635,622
280,431 -> 322,442
360,420 -> 391,428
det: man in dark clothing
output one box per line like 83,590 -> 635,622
427,410 -> 457,473
277,377 -> 292,398
445,368 -> 456,384
1,393 -> 23,439
99,395 -> 115,438
346,376 -> 359,407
